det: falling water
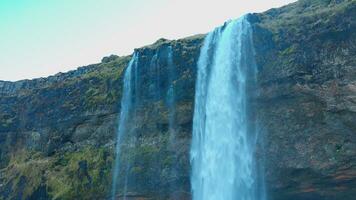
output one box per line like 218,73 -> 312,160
151,52 -> 161,101
190,16 -> 263,200
111,53 -> 138,200
166,46 -> 176,144
165,46 -> 181,198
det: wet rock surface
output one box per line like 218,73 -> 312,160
252,0 -> 356,199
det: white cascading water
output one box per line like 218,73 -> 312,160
111,53 -> 138,200
166,46 -> 180,197
167,46 -> 176,141
190,16 -> 263,200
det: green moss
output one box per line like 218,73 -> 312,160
2,150 -> 50,200
1,147 -> 114,200
130,166 -> 143,175
79,56 -> 130,109
46,147 -> 114,200
162,155 -> 174,166
259,0 -> 355,38
280,45 -> 298,55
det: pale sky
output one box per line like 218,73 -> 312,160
0,0 -> 296,81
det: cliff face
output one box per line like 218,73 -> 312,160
0,57 -> 130,199
252,1 -> 356,199
0,35 -> 204,200
0,0 -> 355,199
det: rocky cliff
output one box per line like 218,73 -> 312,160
0,0 -> 355,199
252,0 -> 356,199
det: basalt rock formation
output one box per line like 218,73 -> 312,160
0,0 -> 355,199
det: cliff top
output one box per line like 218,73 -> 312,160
1,0 -> 353,95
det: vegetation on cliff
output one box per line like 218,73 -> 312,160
0,0 -> 355,199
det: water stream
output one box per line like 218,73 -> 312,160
190,16 -> 264,200
111,53 -> 138,200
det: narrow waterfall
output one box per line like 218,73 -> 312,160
111,53 -> 138,200
165,46 -> 180,198
151,52 -> 161,101
167,46 -> 176,140
190,16 -> 263,200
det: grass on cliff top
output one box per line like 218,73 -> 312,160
66,55 -> 130,109
258,0 -> 355,31
59,55 -> 131,87
142,34 -> 205,51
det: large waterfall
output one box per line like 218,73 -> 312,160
111,53 -> 138,200
190,16 -> 263,200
